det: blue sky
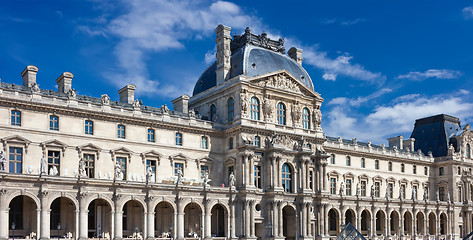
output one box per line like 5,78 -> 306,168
1,0 -> 473,144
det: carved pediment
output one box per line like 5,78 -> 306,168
169,153 -> 191,167
1,135 -> 31,152
40,139 -> 68,156
249,70 -> 321,99
110,147 -> 133,161
77,143 -> 102,160
141,150 -> 162,164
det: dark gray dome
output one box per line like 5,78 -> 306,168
193,45 -> 314,96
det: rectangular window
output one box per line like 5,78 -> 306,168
147,129 -> 155,142
439,167 -> 444,176
200,165 -> 209,178
116,157 -> 127,180
49,115 -> 59,131
254,166 -> 262,188
330,178 -> 336,195
346,156 -> 351,166
174,162 -> 183,176
346,179 -> 352,196
175,133 -> 182,146
439,187 -> 445,201
330,154 -> 335,164
458,167 -> 462,175
361,158 -> 365,168
459,186 -> 462,202
254,136 -> 261,148
11,110 -> 21,126
388,183 -> 394,198
146,159 -> 157,183
375,160 -> 379,170
117,124 -> 125,139
8,147 -> 22,173
413,165 -> 417,174
424,166 -> 428,175
47,150 -> 60,175
201,136 -> 208,149
375,182 -> 380,197
228,137 -> 233,150
401,164 -> 405,173
85,120 -> 94,135
83,154 -> 95,178
309,171 -> 313,190
361,180 -> 367,196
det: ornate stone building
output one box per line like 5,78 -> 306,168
0,24 -> 472,240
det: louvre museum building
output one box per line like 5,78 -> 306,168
1,25 -> 472,240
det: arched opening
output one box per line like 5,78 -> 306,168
50,197 -> 76,238
328,209 -> 339,235
361,210 -> 371,235
428,212 -> 436,235
155,202 -> 174,238
416,212 -> 424,235
345,209 -> 355,225
375,210 -> 385,236
122,200 -> 145,238
9,195 -> 38,239
404,211 -> 413,235
282,206 -> 296,240
211,204 -> 227,237
390,211 -> 400,236
440,213 -> 447,235
87,199 -> 112,238
184,203 -> 202,238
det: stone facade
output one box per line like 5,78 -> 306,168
0,24 -> 472,240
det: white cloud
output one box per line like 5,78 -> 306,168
323,93 -> 473,144
320,18 -> 366,26
87,0 -> 252,97
463,6 -> 473,19
396,69 -> 461,81
302,49 -> 386,83
328,88 -> 392,107
460,89 -> 470,95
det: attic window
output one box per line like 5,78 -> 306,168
251,63 -> 256,69
301,75 -> 305,81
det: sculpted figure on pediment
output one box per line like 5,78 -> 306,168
270,133 -> 293,148
67,88 -> 76,98
256,74 -> 301,93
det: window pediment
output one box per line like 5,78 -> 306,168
225,157 -> 236,166
1,135 -> 31,153
372,175 -> 383,182
77,143 -> 102,160
141,150 -> 162,165
169,153 -> 191,167
386,177 -> 396,184
328,170 -> 340,180
358,174 -> 369,181
343,172 -> 355,179
40,139 -> 68,157
110,147 -> 133,162
398,178 -> 409,184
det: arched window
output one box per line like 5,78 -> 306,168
250,97 -> 260,120
277,102 -> 286,125
466,144 -> 471,159
282,163 -> 292,192
302,107 -> 310,129
210,104 -> 216,122
227,98 -> 234,122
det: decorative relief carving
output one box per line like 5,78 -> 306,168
240,90 -> 248,117
101,94 -> 110,105
262,95 -> 273,122
313,105 -> 322,130
267,133 -> 293,148
254,74 -> 302,93
291,101 -> 301,127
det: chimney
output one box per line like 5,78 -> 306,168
56,72 -> 74,93
118,84 -> 136,104
21,65 -> 39,87
215,24 -> 232,85
403,138 -> 415,152
388,136 -> 404,150
172,94 -> 190,113
288,47 -> 303,65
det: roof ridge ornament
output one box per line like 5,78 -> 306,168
231,27 -> 285,54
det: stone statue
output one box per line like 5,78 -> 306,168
262,96 -> 273,121
291,102 -> 301,125
386,186 -> 390,199
49,165 -> 58,176
447,191 -> 451,203
313,106 -> 322,128
133,99 -> 141,109
31,83 -> 40,92
436,189 -> 440,202
188,109 -> 196,118
40,154 -> 48,176
356,183 -> 360,197
412,187 -> 417,200
67,88 -> 76,98
161,104 -> 169,114
424,187 -> 428,201
240,91 -> 248,114
78,159 -> 87,178
229,172 -> 235,188
101,94 -> 110,105
203,171 -> 211,186
0,151 -> 7,172
370,184 -> 375,197
175,168 -> 183,186
146,166 -> 153,183
114,162 -> 123,180
339,181 -> 345,195
399,186 -> 403,200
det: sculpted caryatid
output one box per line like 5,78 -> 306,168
146,166 -> 153,183
240,91 -> 248,114
78,159 -> 87,178
291,102 -> 301,124
313,106 -> 322,128
0,151 -> 7,172
114,162 -> 123,180
370,184 -> 375,197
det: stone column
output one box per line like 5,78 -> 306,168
424,212 -> 428,236
243,154 -> 247,186
250,201 -> 255,237
177,200 -> 185,240
323,164 -> 327,191
230,200 -> 236,238
249,155 -> 255,187
143,210 -> 148,239
204,200 -> 211,239
75,210 -> 79,240
173,213 -> 178,239
146,200 -> 155,240
40,192 -> 50,240
278,202 -> 283,237
37,209 -> 41,239
386,210 -> 390,236
271,201 -> 278,237
114,204 -> 123,240
324,205 -> 329,237
111,211 -> 115,240
277,157 -> 281,188
357,210 -> 361,232
272,157 -> 276,189
245,200 -> 251,238
301,203 -> 307,237
400,213 -> 404,236
0,191 -> 8,240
